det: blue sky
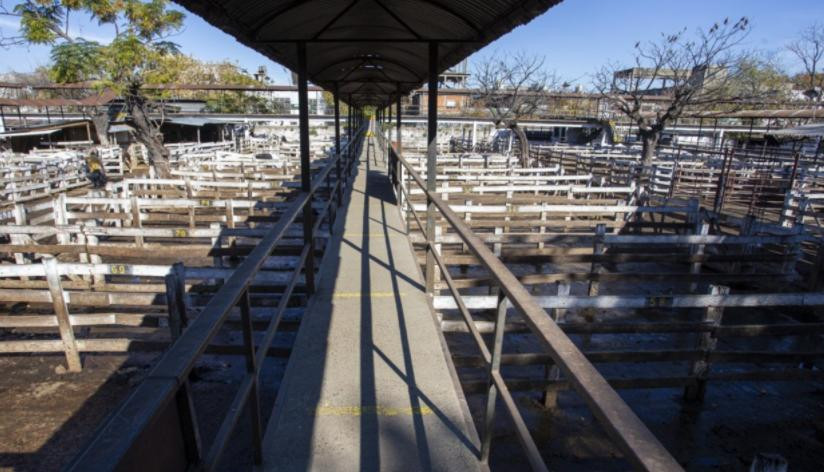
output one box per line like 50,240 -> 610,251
0,0 -> 821,86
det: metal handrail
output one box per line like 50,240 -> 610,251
388,144 -> 683,471
69,123 -> 367,471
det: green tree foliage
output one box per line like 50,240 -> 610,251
726,55 -> 791,107
49,39 -> 103,82
3,0 -> 185,176
322,90 -> 349,115
146,55 -> 289,113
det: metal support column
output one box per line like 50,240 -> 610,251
396,86 -> 402,155
387,102 -> 392,157
425,41 -> 439,294
334,83 -> 342,204
347,94 -> 353,161
297,42 -> 315,294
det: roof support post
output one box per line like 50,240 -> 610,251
347,94 -> 352,161
334,82 -> 342,205
297,41 -> 315,295
386,101 -> 392,157
396,84 -> 402,156
425,41 -> 439,294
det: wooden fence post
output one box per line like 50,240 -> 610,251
684,284 -> 729,402
690,222 -> 710,293
582,224 -> 606,348
43,258 -> 82,372
463,200 -> 472,254
12,203 -> 29,279
53,194 -> 69,245
783,227 -> 803,275
538,203 -> 547,250
543,281 -> 570,410
130,195 -> 144,247
808,241 -> 824,291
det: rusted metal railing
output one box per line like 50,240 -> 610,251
68,124 -> 366,471
387,143 -> 683,471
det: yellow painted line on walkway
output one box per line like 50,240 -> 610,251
314,405 -> 433,416
332,291 -> 406,299
343,232 -> 401,238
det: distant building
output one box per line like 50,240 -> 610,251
611,66 -> 727,95
409,59 -> 471,115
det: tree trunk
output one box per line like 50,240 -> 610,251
638,129 -> 660,190
640,130 -> 659,167
89,108 -> 110,146
125,83 -> 171,178
508,122 -> 530,167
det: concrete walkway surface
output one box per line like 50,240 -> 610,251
262,134 -> 482,471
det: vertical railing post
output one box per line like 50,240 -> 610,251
165,262 -> 188,339
425,41 -> 439,294
481,292 -> 508,463
162,259 -> 203,465
297,41 -> 315,295
239,289 -> 263,464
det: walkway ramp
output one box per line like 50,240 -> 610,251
262,138 -> 482,471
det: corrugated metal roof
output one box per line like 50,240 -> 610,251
173,0 -> 562,106
166,117 -> 214,127
770,122 -> 824,138
0,89 -> 116,107
108,124 -> 136,133
0,128 -> 59,138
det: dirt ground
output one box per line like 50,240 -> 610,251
0,327 -> 293,472
0,353 -> 150,471
1,267 -> 822,470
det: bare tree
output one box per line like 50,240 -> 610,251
788,22 -> 824,101
594,18 -> 752,166
473,51 -> 560,166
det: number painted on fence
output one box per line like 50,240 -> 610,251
645,296 -> 672,308
199,199 -> 211,207
173,228 -> 189,238
109,264 -> 131,275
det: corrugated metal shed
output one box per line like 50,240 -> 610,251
173,0 -> 562,106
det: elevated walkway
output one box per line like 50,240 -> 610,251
262,135 -> 482,471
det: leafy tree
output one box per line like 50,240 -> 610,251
1,0 -> 185,177
156,56 -> 289,113
322,91 -> 349,116
49,40 -> 104,83
726,54 -> 791,106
